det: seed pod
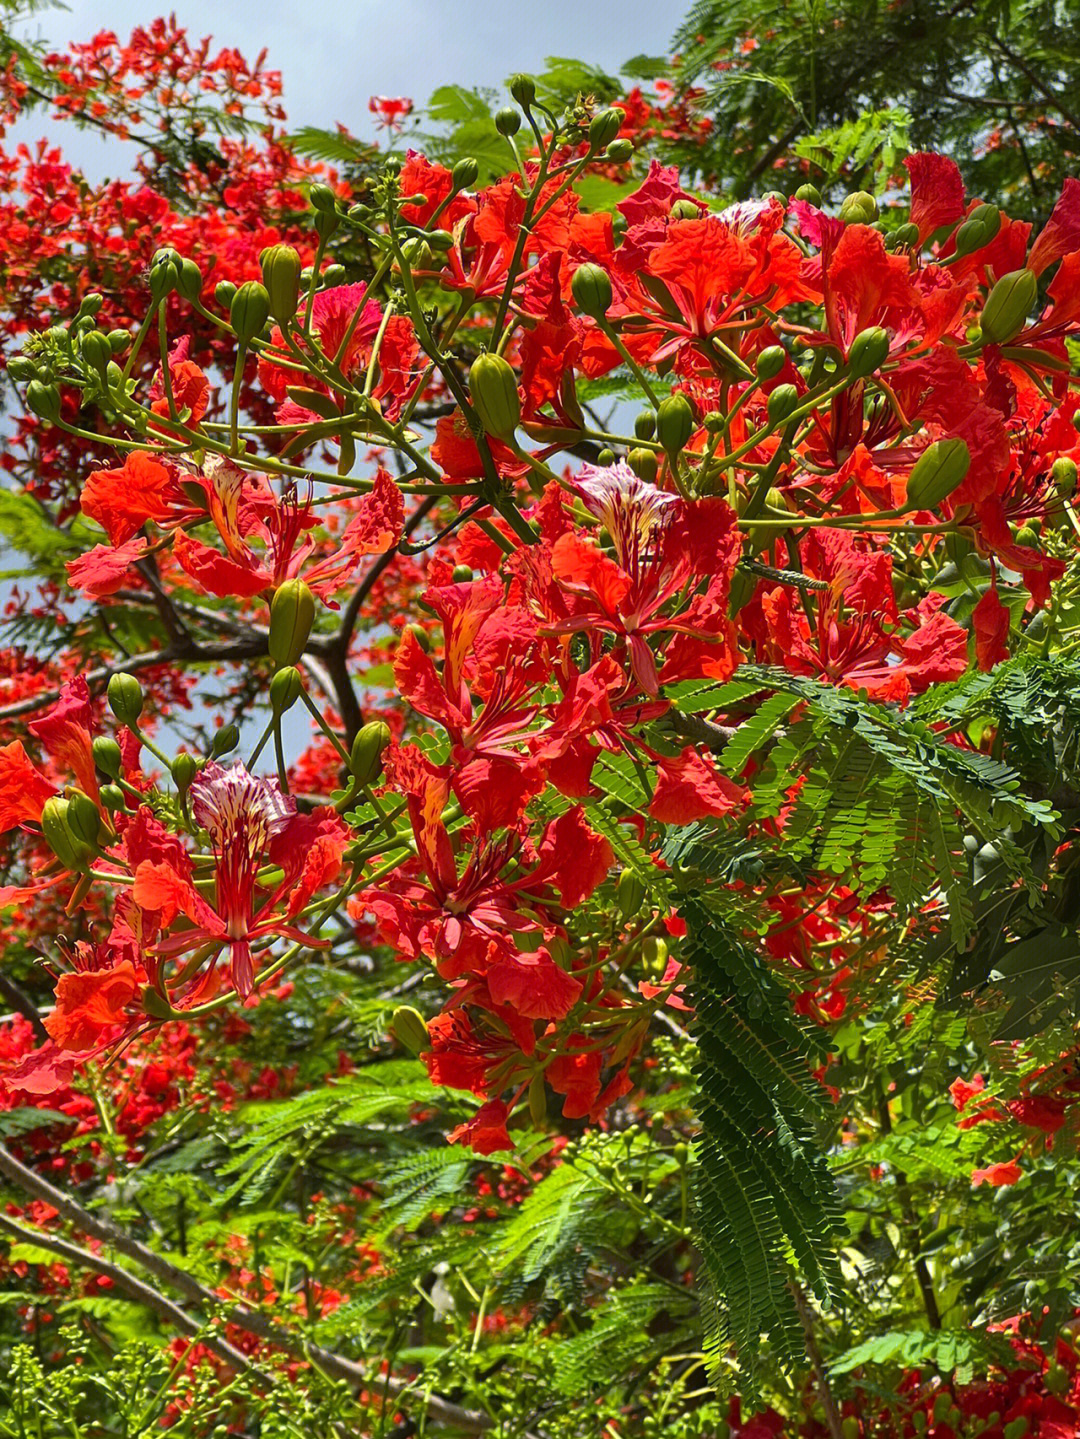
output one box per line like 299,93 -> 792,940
261,244 -> 302,324
25,381 -> 61,422
642,935 -> 668,974
40,797 -> 92,872
953,202 -> 1001,258
605,138 -> 633,163
766,383 -> 800,425
495,106 -> 521,136
107,672 -> 144,727
451,156 -> 479,190
589,107 -> 624,151
571,262 -> 613,320
979,268 -> 1037,345
904,438 -> 971,510
616,868 -> 647,921
468,353 -> 520,439
230,281 -> 271,347
838,190 -> 878,225
656,393 -> 694,454
210,724 -> 240,758
390,1004 -> 430,1055
794,183 -> 822,206
846,326 -> 890,378
171,752 -> 198,793
175,258 -> 203,303
634,410 -> 656,440
509,73 -> 536,107
99,784 -> 126,813
268,579 -> 316,668
350,720 -> 391,785
627,447 -> 658,482
755,345 -> 787,380
92,736 -> 123,780
81,331 -> 112,376
269,665 -> 303,715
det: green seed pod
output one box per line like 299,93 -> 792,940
627,447 -> 658,482
838,190 -> 878,225
107,672 -> 144,727
616,868 -> 647,921
888,221 -> 921,250
451,564 -> 474,583
25,381 -> 61,422
495,106 -> 521,136
571,262 -> 613,320
979,268 -> 1037,346
175,257 -> 203,303
99,784 -> 126,813
81,330 -> 112,376
793,183 -> 822,206
1052,456 -> 1078,498
605,138 -> 634,163
509,73 -> 536,107
260,244 -> 302,324
755,345 -> 787,380
390,1005 -> 429,1055
953,203 -> 1001,258
766,383 -> 801,425
268,579 -> 316,668
171,752 -> 198,792
405,622 -> 431,653
230,281 -> 271,347
589,107 -> 624,151
269,665 -> 303,715
210,723 -> 240,758
655,392 -> 694,454
350,720 -> 392,785
634,410 -> 656,441
596,447 -> 615,466
846,326 -> 890,379
40,797 -> 92,872
451,156 -> 479,191
905,438 -> 971,510
468,352 -> 520,439
66,790 -> 102,847
91,736 -> 123,780
214,280 -> 237,309
6,356 -> 38,382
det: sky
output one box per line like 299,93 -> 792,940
11,0 -> 675,177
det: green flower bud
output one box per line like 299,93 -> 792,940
268,579 -> 316,668
175,258 -> 203,303
66,790 -> 102,847
794,183 -> 821,206
1014,521 -> 1040,548
108,329 -> 130,354
92,736 -> 123,780
755,346 -> 787,380
766,383 -> 801,425
314,208 -> 339,241
670,198 -> 700,220
627,447 -> 658,482
953,203 -> 1001,258
230,281 -> 271,347
888,221 -> 921,250
77,292 -> 104,317
107,673 -> 144,727
81,330 -> 112,376
655,392 -> 695,454
451,564 -> 474,582
596,447 -> 615,466
495,106 -> 521,136
604,138 -> 634,163
616,868 -> 647,921
214,280 -> 237,309
451,156 -> 479,191
846,326 -> 890,379
840,1420 -> 860,1439
634,410 -> 656,441
642,935 -> 668,972
390,1005 -> 429,1055
309,183 -> 337,212
979,268 -> 1037,345
6,356 -> 38,382
589,107 -> 624,151
171,752 -> 198,792
905,438 -> 971,511
211,723 -> 240,758
269,665 -> 303,715
321,263 -> 347,286
148,258 -> 178,303
509,73 -> 536,107
25,381 -> 61,422
1052,456 -> 1078,498
350,720 -> 392,785
40,797 -> 92,872
571,262 -> 613,319
468,352 -> 520,438
405,622 -> 431,653
99,784 -> 126,813
528,1073 -> 547,1127
261,244 -> 302,324
838,190 -> 878,225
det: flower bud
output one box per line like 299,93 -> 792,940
321,263 -> 347,286
66,789 -> 102,847
171,752 -> 198,792
605,138 -> 633,163
268,579 -> 316,668
309,183 -> 337,212
405,622 -> 431,653
350,720 -> 391,785
617,868 -> 647,921
766,384 -> 800,425
99,784 -> 126,813
80,331 -> 112,376
509,73 -> 536,107
107,672 -> 144,727
904,438 -> 971,511
670,198 -> 700,220
468,353 -> 520,439
495,106 -> 521,136
6,356 -> 38,382
838,190 -> 878,225
627,447 -> 658,482
108,329 -> 130,354
211,723 -> 240,758
887,221 -> 921,250
727,565 -> 757,619
451,564 -> 474,583
846,326 -> 890,379
230,281 -> 272,347
269,665 -> 304,715
528,1073 -> 547,1127
642,935 -> 668,972
953,203 -> 1000,258
215,280 -> 237,309
979,268 -> 1037,345
1052,456 -> 1078,498
596,447 -> 615,466
794,183 -> 821,206
634,410 -> 656,440
40,797 -> 92,872
314,208 -> 339,241
148,257 -> 178,303
451,156 -> 479,190
571,262 -> 613,319
175,258 -> 203,303
390,1005 -> 429,1055
755,346 -> 787,380
261,244 -> 302,324
656,392 -> 694,454
92,736 -> 123,780
589,107 -> 624,150
25,381 -> 61,422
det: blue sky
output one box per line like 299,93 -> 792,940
12,0 -> 674,176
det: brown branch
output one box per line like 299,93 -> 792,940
789,1281 -> 843,1439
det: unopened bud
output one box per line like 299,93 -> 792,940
309,183 -> 337,213
171,752 -> 198,792
571,262 -> 613,320
634,410 -> 656,440
175,258 -> 203,303
230,281 -> 271,347
627,447 -> 658,482
888,221 -> 921,250
1052,457 -> 1078,498
92,736 -> 123,780
66,790 -> 102,847
468,353 -> 520,439
617,868 -> 647,921
390,1005 -> 429,1055
793,183 -> 821,206
755,346 -> 787,381
605,138 -> 633,163
350,720 -> 391,785
268,579 -> 316,668
670,198 -> 700,220
25,381 -> 61,422
269,665 -> 303,714
596,447 -> 615,466
211,724 -> 240,758
953,203 -> 1001,258
214,280 -> 237,309
99,784 -> 126,813
6,356 -> 38,382
451,156 -> 479,191
980,268 -> 1037,345
40,797 -> 92,872
261,244 -> 302,324
509,74 -> 536,107
528,1074 -> 547,1127
405,622 -> 431,653
838,190 -> 878,225
766,383 -> 801,425
107,673 -> 144,727
80,331 -> 112,376
495,107 -> 521,137
451,564 -> 474,583
846,326 -> 890,379
656,392 -> 694,454
589,107 -> 624,151
905,438 -> 971,510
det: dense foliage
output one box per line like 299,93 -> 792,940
2,10 -> 1080,1439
